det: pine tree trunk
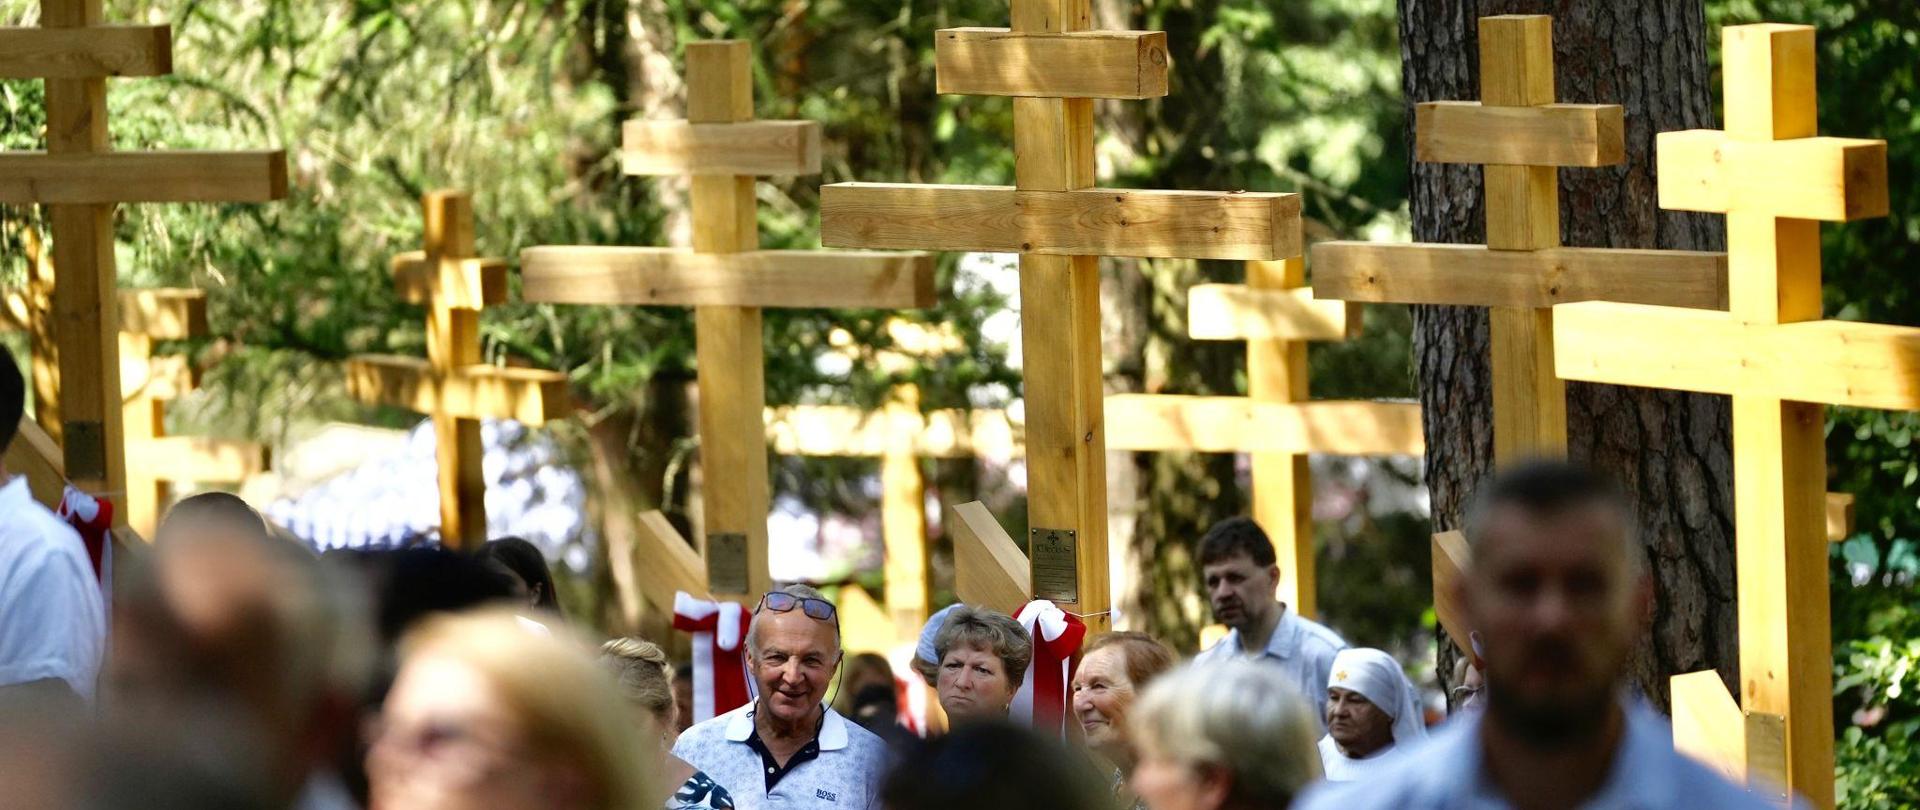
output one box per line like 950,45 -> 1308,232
1397,0 -> 1737,708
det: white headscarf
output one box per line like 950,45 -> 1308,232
1327,647 -> 1427,746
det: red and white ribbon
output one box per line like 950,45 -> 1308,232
56,486 -> 112,587
1008,599 -> 1086,739
672,592 -> 752,723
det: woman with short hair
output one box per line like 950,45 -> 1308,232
1128,659 -> 1322,810
932,605 -> 1033,723
1317,648 -> 1426,782
1070,631 -> 1178,810
366,609 -> 647,810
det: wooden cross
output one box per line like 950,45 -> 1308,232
0,0 -> 287,521
1553,24 -> 1894,807
520,40 -> 935,604
1311,14 -> 1726,464
822,8 -> 1301,631
767,321 -> 1023,639
346,190 -> 574,550
1105,258 -> 1423,617
118,290 -> 271,537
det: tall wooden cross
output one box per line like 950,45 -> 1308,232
0,0 -> 287,522
1311,14 -> 1726,464
520,40 -> 935,604
822,9 -> 1301,631
1553,24 -> 1895,808
347,190 -> 574,550
1105,258 -> 1423,617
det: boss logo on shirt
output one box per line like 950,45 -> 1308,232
815,789 -> 838,802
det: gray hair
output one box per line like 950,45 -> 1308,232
932,605 -> 1033,686
745,584 -> 839,656
1129,660 -> 1323,805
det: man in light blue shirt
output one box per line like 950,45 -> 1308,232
675,585 -> 890,809
1296,461 -> 1771,810
1190,517 -> 1347,729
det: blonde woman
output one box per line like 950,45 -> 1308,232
600,637 -> 735,809
1128,660 -> 1322,810
366,610 -> 648,810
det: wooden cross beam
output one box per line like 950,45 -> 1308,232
520,40 -> 935,603
347,191 -> 573,550
823,4 -> 1301,632
769,379 -> 1022,640
0,0 -> 287,524
1311,14 -> 1726,463
1552,24 -> 1894,807
1105,258 -> 1423,617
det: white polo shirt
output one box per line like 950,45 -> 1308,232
1193,606 -> 1347,731
673,702 -> 890,809
0,475 -> 105,702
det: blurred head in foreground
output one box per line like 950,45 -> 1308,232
366,610 -> 647,810
1461,459 -> 1647,746
1128,660 -> 1322,810
880,721 -> 1107,810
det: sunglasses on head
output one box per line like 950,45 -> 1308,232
758,591 -> 837,622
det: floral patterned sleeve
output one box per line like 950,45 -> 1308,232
666,770 -> 736,809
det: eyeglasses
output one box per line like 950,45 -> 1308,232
758,591 -> 837,622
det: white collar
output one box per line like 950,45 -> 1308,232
0,475 -> 28,507
723,702 -> 851,751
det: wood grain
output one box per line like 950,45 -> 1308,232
821,182 -> 1301,261
622,119 -> 820,176
0,24 -> 170,78
0,150 -> 288,203
1310,242 -> 1727,310
1104,394 -> 1425,455
934,27 -> 1168,99
1415,101 -> 1623,167
519,247 -> 934,309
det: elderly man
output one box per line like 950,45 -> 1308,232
1317,647 -> 1426,781
675,584 -> 891,808
1297,461 -> 1767,809
1190,516 -> 1347,727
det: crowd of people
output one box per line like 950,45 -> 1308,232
1,336 -> 1778,808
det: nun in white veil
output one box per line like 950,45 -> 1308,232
1317,647 -> 1428,781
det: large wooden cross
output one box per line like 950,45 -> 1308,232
1311,14 -> 1726,464
1553,24 -> 1895,808
347,190 -> 573,550
520,40 -> 935,604
0,0 -> 287,522
822,7 -> 1301,630
1105,258 -> 1423,617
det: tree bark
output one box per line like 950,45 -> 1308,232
1398,0 -> 1736,708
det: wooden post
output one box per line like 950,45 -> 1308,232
0,0 -> 286,526
521,40 -> 935,605
824,16 -> 1300,631
1108,264 -> 1422,618
347,191 -> 573,550
1553,23 -> 1897,807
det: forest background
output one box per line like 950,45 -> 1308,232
0,0 -> 1916,804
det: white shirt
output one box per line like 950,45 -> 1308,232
1317,735 -> 1404,782
673,702 -> 890,810
1193,607 -> 1347,730
0,476 -> 106,702
1295,697 -> 1773,810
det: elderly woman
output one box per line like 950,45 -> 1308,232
367,609 -> 649,810
1318,648 -> 1427,781
1128,659 -> 1322,810
932,604 -> 1033,723
1070,631 -> 1178,810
